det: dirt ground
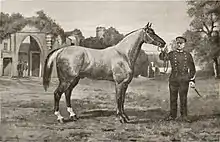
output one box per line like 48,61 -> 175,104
1,75 -> 220,142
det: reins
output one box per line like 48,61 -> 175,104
157,46 -> 169,73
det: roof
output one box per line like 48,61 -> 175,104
20,24 -> 41,33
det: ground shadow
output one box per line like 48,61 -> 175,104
78,107 -> 220,124
79,107 -> 168,124
189,113 -> 220,122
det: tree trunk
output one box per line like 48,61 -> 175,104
213,57 -> 219,78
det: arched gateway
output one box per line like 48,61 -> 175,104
0,25 -> 49,77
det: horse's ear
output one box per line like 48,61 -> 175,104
146,22 -> 149,28
149,23 -> 152,27
144,23 -> 149,30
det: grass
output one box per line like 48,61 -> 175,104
1,76 -> 220,142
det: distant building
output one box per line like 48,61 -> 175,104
96,27 -> 106,39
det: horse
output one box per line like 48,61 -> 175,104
43,23 -> 166,123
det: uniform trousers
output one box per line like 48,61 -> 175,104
169,75 -> 189,118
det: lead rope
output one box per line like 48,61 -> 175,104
163,60 -> 169,73
158,46 -> 169,73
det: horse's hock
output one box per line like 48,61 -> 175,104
0,25 -> 50,77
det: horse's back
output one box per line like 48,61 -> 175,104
56,45 -> 119,80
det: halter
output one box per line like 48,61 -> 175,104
143,28 -> 155,44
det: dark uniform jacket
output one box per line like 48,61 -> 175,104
159,50 -> 196,82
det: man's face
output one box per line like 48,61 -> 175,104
176,42 -> 185,50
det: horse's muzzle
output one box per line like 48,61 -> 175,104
158,42 -> 166,48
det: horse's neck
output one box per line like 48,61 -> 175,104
115,30 -> 144,67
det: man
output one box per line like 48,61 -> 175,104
17,60 -> 22,77
159,36 -> 196,122
23,61 -> 28,77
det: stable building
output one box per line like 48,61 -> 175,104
0,25 -> 49,77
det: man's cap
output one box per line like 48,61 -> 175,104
176,36 -> 187,43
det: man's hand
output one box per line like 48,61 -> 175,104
189,81 -> 195,88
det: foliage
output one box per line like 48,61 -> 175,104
27,10 -> 65,43
103,27 -> 124,47
183,30 -> 202,52
0,10 -> 65,44
81,37 -> 105,49
81,26 -> 124,49
185,0 -> 220,70
187,0 -> 218,36
134,50 -> 149,77
0,12 -> 27,40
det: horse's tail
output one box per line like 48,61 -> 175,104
43,48 -> 64,91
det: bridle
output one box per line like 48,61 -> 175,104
143,23 -> 169,73
143,26 -> 155,45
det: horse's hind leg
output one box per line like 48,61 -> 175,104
54,81 -> 68,123
65,77 -> 80,121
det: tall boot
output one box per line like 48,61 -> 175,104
179,83 -> 191,122
165,83 -> 178,120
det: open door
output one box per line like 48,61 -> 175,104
30,52 -> 40,77
3,58 -> 12,76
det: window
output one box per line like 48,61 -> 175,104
3,43 -> 8,50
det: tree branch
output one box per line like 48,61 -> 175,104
203,22 -> 210,34
195,28 -> 208,35
210,14 -> 215,33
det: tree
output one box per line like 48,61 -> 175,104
28,10 -> 65,44
133,50 -> 149,77
0,10 -> 65,46
81,37 -> 105,49
103,27 -> 124,47
81,26 -> 124,49
0,12 -> 26,40
186,0 -> 220,78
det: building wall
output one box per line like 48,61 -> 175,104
0,31 -> 48,77
0,37 -> 13,76
11,32 -> 48,77
96,27 -> 106,39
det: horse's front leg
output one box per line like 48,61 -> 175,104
115,82 -> 129,123
121,83 -> 129,121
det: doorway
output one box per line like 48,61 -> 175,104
18,36 -> 41,77
30,52 -> 40,77
2,58 -> 12,76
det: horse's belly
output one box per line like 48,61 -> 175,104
79,66 -> 114,81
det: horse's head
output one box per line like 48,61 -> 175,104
142,23 -> 166,48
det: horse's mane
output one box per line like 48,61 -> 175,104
123,28 -> 143,38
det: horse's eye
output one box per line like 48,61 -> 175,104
147,29 -> 152,33
149,30 -> 154,34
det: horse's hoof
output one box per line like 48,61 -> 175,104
119,118 -> 127,123
119,117 -> 129,124
70,115 -> 78,121
123,114 -> 130,121
57,118 -> 64,123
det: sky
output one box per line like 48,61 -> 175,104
1,0 -> 192,52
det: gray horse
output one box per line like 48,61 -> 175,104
43,23 -> 166,123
